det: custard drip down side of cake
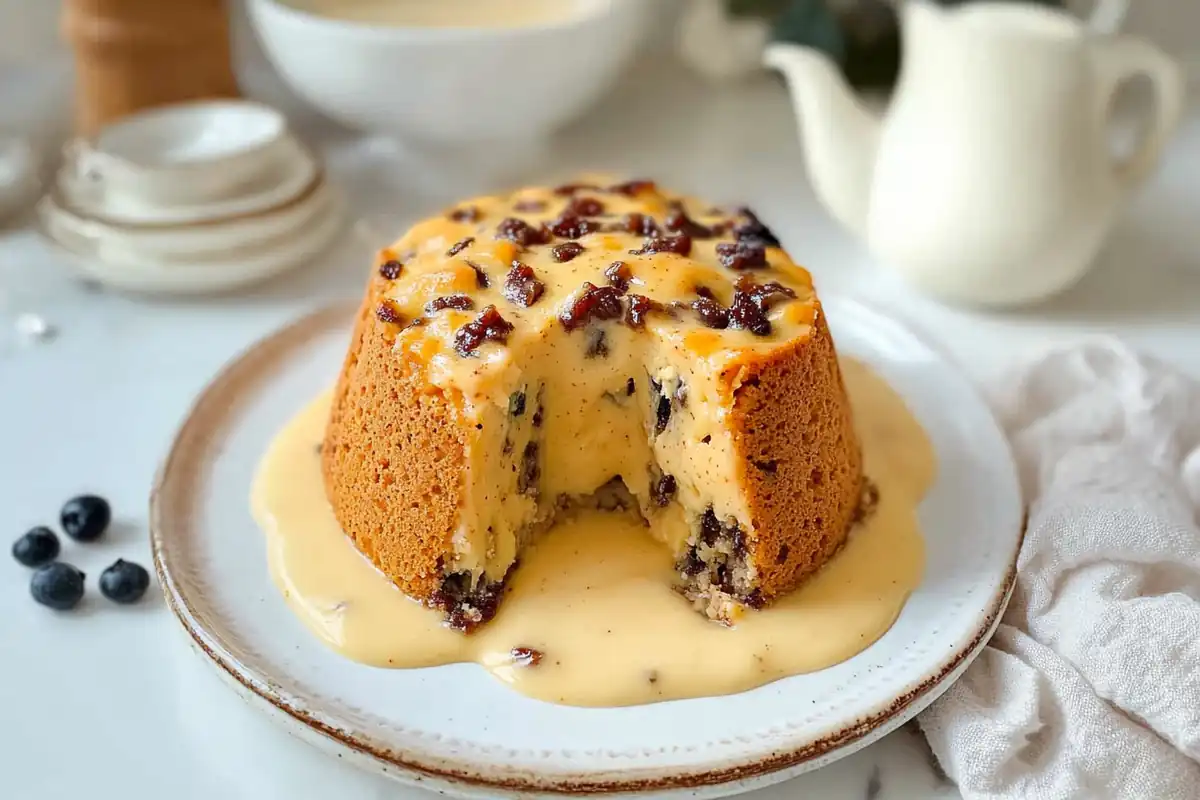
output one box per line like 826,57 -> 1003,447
321,179 -> 863,629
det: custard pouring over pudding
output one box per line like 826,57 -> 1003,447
252,179 -> 935,706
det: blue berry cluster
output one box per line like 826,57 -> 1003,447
11,495 -> 150,610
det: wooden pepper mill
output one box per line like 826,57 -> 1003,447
63,0 -> 241,136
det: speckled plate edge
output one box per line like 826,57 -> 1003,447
151,301 -> 1023,798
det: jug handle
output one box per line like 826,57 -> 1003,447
1094,37 -> 1186,191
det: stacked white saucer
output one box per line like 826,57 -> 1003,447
38,100 -> 344,295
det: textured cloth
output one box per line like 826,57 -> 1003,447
920,340 -> 1200,800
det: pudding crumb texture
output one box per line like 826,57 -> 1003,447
321,177 -> 863,630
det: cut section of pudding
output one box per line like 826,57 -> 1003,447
321,178 -> 863,630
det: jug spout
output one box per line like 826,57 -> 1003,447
764,43 -> 880,238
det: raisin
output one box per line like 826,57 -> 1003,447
608,212 -> 659,237
554,182 -> 600,196
715,564 -> 733,593
692,296 -> 730,329
549,212 -> 602,240
565,196 -> 605,217
624,294 -> 664,330
728,277 -> 796,337
379,259 -> 403,280
532,404 -> 544,428
509,390 -> 526,417
513,198 -> 547,212
731,525 -> 748,557
431,571 -> 507,632
465,260 -> 490,289
453,305 -> 514,356
699,507 -> 721,546
376,300 -> 404,325
425,294 -> 474,314
740,276 -> 797,309
716,240 -> 768,270
518,442 -> 540,494
776,544 -> 790,564
694,285 -> 717,301
651,379 -> 671,435
559,282 -> 624,331
552,242 -> 585,263
631,234 -> 692,257
663,201 -> 715,238
680,548 -> 705,576
605,261 -> 632,293
511,646 -> 543,667
609,179 -> 656,196
732,207 -> 781,247
448,206 -> 480,223
502,262 -> 545,307
653,473 -> 677,507
729,290 -> 771,335
585,328 -> 608,358
625,377 -> 636,396
496,217 -> 550,247
446,236 -> 475,257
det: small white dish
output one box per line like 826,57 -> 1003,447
59,100 -> 293,208
39,185 -> 345,295
151,298 -> 1023,797
59,137 -> 320,227
42,170 -> 329,260
247,0 -> 650,144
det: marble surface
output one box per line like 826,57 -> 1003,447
2,49 -> 1200,800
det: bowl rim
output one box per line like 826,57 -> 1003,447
248,0 -> 634,39
85,99 -> 290,173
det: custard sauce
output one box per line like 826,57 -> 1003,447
251,358 -> 934,707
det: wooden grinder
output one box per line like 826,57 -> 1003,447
63,0 -> 241,136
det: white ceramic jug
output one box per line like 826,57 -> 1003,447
765,0 -> 1186,307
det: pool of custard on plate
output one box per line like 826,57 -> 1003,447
251,358 -> 934,707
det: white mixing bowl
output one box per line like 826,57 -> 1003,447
248,0 -> 648,144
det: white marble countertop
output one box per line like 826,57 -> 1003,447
1,52 -> 1198,800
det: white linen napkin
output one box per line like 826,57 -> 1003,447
919,339 -> 1200,800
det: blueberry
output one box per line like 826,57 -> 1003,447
31,563 -> 86,610
99,559 -> 150,604
60,495 -> 111,542
12,526 -> 60,567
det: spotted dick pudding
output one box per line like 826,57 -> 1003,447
321,178 -> 866,631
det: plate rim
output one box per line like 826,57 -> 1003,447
151,300 -> 1024,796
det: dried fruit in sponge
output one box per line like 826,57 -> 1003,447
322,177 -> 863,630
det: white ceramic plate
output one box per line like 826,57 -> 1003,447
152,300 -> 1023,798
57,137 -> 319,226
40,169 -> 331,260
39,186 -> 346,296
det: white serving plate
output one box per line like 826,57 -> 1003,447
151,299 -> 1023,797
39,186 -> 346,296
